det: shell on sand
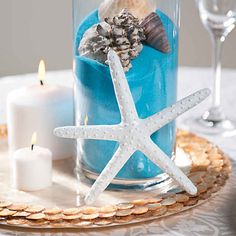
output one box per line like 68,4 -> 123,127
78,9 -> 145,71
98,0 -> 156,20
78,22 -> 111,63
141,12 -> 171,53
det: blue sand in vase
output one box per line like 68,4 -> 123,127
74,9 -> 178,179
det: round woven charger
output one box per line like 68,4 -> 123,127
0,125 -> 232,230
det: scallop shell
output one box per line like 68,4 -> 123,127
98,0 -> 156,20
141,12 -> 171,53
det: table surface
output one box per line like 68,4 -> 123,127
0,67 -> 236,235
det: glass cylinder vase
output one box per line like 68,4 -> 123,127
73,0 -> 180,190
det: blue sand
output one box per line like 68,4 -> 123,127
74,10 -> 178,179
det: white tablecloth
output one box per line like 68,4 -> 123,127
0,67 -> 236,235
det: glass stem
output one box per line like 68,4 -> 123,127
211,35 -> 224,109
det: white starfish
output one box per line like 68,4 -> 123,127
54,50 -> 210,205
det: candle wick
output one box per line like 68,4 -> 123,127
40,80 -> 44,86
31,144 -> 34,151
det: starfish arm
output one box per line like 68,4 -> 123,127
144,89 -> 210,134
85,143 -> 135,205
140,139 -> 197,195
107,50 -> 138,123
54,125 -> 122,141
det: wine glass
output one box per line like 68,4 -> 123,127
187,0 -> 236,136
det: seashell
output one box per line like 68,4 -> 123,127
79,9 -> 145,72
78,22 -> 111,63
141,12 -> 171,53
99,0 -> 156,21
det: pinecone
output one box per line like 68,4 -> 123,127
79,9 -> 145,72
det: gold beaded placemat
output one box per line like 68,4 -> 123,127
0,124 -> 7,139
0,127 -> 232,230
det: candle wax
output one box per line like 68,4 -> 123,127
13,146 -> 52,191
7,84 -> 74,160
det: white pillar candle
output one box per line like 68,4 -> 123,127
7,60 -> 74,160
13,134 -> 52,191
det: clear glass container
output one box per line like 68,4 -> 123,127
73,0 -> 180,190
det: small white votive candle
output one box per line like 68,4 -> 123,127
13,133 -> 52,191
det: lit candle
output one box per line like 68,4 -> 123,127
13,132 -> 52,191
7,60 -> 74,160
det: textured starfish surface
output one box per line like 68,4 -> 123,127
54,50 -> 210,205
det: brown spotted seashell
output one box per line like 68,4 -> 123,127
98,0 -> 156,20
141,12 -> 171,53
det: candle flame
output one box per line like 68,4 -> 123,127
31,132 -> 37,151
38,60 -> 45,86
84,115 -> 89,126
